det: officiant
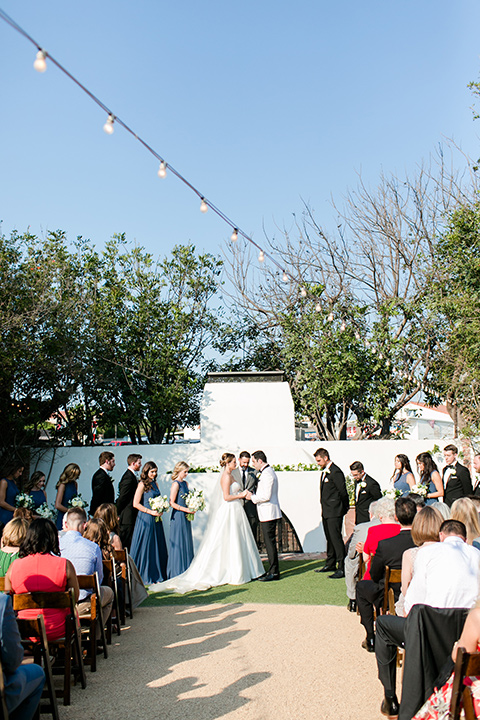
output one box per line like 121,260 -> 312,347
233,451 -> 259,543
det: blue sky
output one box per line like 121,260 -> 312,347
0,1 -> 479,264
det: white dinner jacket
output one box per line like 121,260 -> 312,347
250,465 -> 282,522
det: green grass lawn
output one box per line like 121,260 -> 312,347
144,559 -> 349,607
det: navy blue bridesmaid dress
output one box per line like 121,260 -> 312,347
167,479 -> 194,579
29,489 -> 47,509
130,482 -> 168,584
55,481 -> 78,530
0,477 -> 19,525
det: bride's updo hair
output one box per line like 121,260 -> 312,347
172,461 -> 189,481
220,453 -> 235,468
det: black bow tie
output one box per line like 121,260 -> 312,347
445,465 -> 454,469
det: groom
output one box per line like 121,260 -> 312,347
246,450 -> 282,582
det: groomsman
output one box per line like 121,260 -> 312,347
350,461 -> 382,525
314,448 -> 349,579
442,444 -> 472,507
232,451 -> 259,541
247,451 -> 282,581
90,451 -> 116,516
117,453 -> 142,549
472,454 -> 480,497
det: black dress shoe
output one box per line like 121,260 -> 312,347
347,599 -> 357,612
254,572 -> 267,581
314,566 -> 336,573
361,637 -> 375,653
258,573 -> 280,582
328,570 -> 345,579
380,696 -> 399,718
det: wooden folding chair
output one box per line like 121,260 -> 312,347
0,655 -> 9,720
382,566 -> 402,614
450,646 -> 480,720
103,556 -> 121,636
16,615 -> 59,720
114,548 -> 133,620
76,573 -> 108,672
12,589 -> 86,706
0,577 -> 5,592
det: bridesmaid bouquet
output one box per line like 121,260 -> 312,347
149,495 -> 170,522
15,493 -> 36,509
411,483 -> 428,497
68,494 -> 89,509
382,488 -> 402,499
36,502 -> 57,520
182,488 -> 206,521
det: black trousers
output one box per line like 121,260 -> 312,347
323,515 -> 345,571
244,502 -> 259,543
375,615 -> 406,698
261,519 -> 279,576
356,579 -> 383,637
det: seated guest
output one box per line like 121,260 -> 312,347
13,507 -> 35,524
5,518 -> 79,640
0,518 -> 28,576
395,505 -> 443,616
375,519 -> 480,719
451,497 -> 480,546
408,493 -> 426,511
94,503 -> 123,551
361,497 -> 398,580
24,471 -> 47,510
345,499 -> 381,612
83,518 -> 114,561
60,507 -> 113,626
350,461 -> 382,525
433,502 -> 451,521
0,592 -> 45,720
356,497 -> 416,652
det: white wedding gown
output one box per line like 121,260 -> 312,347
149,480 -> 265,594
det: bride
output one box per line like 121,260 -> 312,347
149,453 -> 265,593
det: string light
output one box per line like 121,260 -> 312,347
230,229 -> 238,242
157,161 -> 167,178
355,331 -> 360,340
340,321 -> 346,331
315,303 -> 322,312
103,114 -> 115,135
200,198 -> 208,213
282,272 -> 289,282
300,287 -> 307,297
33,49 -> 47,72
258,250 -> 265,262
327,312 -> 334,322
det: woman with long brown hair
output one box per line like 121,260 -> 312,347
129,462 -> 168,584
54,463 -> 81,530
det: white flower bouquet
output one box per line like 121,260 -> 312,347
15,493 -> 35,509
383,488 -> 402,499
149,495 -> 170,522
182,488 -> 206,521
36,503 -> 58,521
411,483 -> 428,497
68,494 -> 88,509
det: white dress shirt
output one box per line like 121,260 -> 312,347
404,536 -> 480,615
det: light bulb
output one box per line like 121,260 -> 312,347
379,353 -> 383,360
386,360 -> 390,367
300,287 -> 307,297
372,347 -> 377,354
365,340 -> 370,347
355,331 -> 360,340
282,272 -> 289,282
34,50 -> 47,73
315,303 -> 322,312
327,312 -> 334,322
230,229 -> 238,242
157,161 -> 167,178
200,198 -> 208,213
103,114 -> 115,134
258,251 -> 265,262
340,321 -> 346,331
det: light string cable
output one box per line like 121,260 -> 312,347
0,7 -> 290,277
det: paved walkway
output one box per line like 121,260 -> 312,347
62,603 -> 382,720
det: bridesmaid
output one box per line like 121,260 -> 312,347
25,471 -> 48,510
0,461 -> 24,527
55,463 -> 81,530
416,452 -> 444,505
130,461 -> 168,584
391,454 -> 415,496
167,461 -> 194,579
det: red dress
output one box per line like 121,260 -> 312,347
10,553 -> 69,639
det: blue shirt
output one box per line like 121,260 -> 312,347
59,531 -> 103,601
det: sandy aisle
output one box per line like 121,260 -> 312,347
61,603 -> 382,720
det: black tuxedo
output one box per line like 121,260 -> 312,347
116,469 -> 139,549
320,462 -> 349,572
442,461 -> 472,507
473,475 -> 480,497
90,468 -> 115,516
238,466 -> 259,540
355,474 -> 382,525
356,529 -> 415,638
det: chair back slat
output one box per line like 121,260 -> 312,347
12,591 -> 72,611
